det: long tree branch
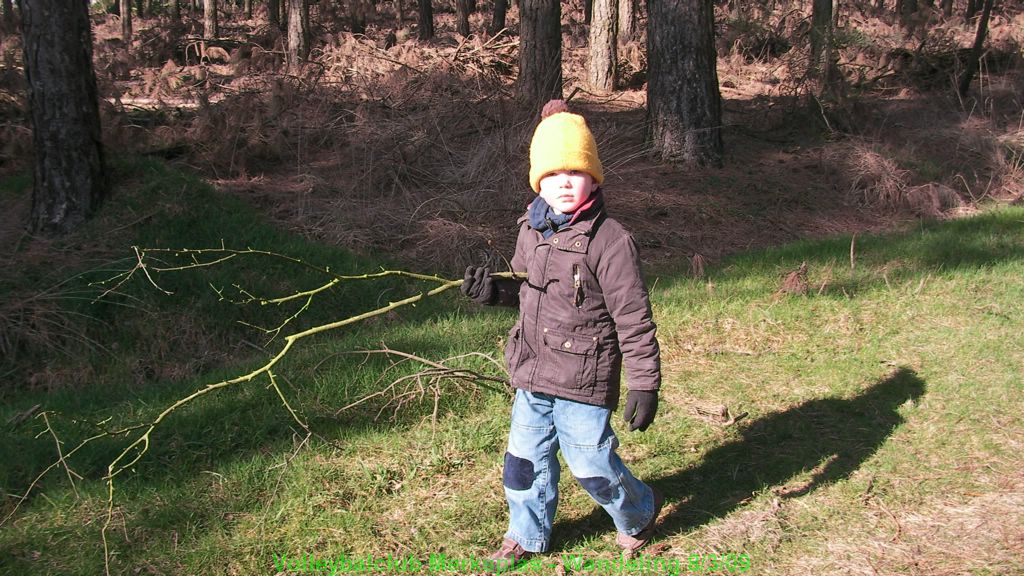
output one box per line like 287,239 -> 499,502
14,245 -> 520,576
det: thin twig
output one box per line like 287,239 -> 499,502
39,412 -> 82,499
850,233 -> 857,271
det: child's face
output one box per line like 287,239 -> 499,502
538,170 -> 598,215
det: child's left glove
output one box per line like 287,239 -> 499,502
623,389 -> 658,431
461,266 -> 496,305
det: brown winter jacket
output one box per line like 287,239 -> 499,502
502,193 -> 661,408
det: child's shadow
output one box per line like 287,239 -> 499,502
554,367 -> 926,547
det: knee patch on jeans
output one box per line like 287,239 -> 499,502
577,476 -> 618,504
503,452 -> 536,491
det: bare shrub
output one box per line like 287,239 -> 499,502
997,129 -> 1024,199
825,142 -> 911,209
904,183 -> 965,217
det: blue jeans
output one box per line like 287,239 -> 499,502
502,390 -> 656,553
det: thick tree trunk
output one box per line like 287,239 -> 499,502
588,0 -> 617,92
898,0 -> 917,25
20,0 -> 106,236
268,0 -> 280,28
940,0 -> 953,18
120,0 -> 132,41
965,0 -> 979,20
417,0 -> 433,39
2,0 -> 14,32
811,0 -> 837,87
204,0 -> 218,38
516,0 -> 562,104
286,0 -> 309,70
244,0 -> 252,18
647,0 -> 722,166
455,0 -> 470,36
350,0 -> 371,34
617,0 -> 636,43
958,0 -> 994,96
488,0 -> 507,34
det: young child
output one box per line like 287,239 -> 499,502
462,100 -> 663,561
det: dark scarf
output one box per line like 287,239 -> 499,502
528,189 -> 604,239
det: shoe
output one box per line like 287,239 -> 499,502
616,487 -> 665,552
488,537 -> 534,566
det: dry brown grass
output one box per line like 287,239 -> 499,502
797,477 -> 1024,575
826,141 -> 913,209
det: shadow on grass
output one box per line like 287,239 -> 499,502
553,367 -> 926,548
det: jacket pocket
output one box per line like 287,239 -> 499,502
539,327 -> 599,393
504,321 -> 523,378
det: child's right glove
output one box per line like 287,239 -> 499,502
461,266 -> 496,305
623,389 -> 658,431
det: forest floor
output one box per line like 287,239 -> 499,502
4,4 -> 1022,276
1,3 -> 1024,576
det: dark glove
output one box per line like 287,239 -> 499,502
623,389 -> 658,432
461,266 -> 495,305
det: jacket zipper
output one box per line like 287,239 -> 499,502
573,264 -> 584,308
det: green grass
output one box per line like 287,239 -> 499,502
2,159 -> 1023,575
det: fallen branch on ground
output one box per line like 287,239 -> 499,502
2,245 -> 518,576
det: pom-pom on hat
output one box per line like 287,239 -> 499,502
528,100 -> 604,193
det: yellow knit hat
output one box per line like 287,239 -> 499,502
528,100 -> 604,193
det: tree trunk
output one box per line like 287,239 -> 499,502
395,0 -> 403,25
811,0 -> 835,84
350,0 -> 370,34
2,0 -> 14,32
898,0 -> 917,25
120,0 -> 132,41
286,0 -> 309,70
489,0 -> 507,34
516,0 -> 562,104
940,0 -> 952,18
20,0 -> 107,236
958,0 -> 994,97
204,0 -> 218,38
455,0 -> 470,36
417,0 -> 433,39
617,0 -> 636,43
588,0 -> 617,92
244,0 -> 252,18
965,0 -> 979,21
268,0 -> 280,28
647,0 -> 723,166
173,0 -> 180,20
